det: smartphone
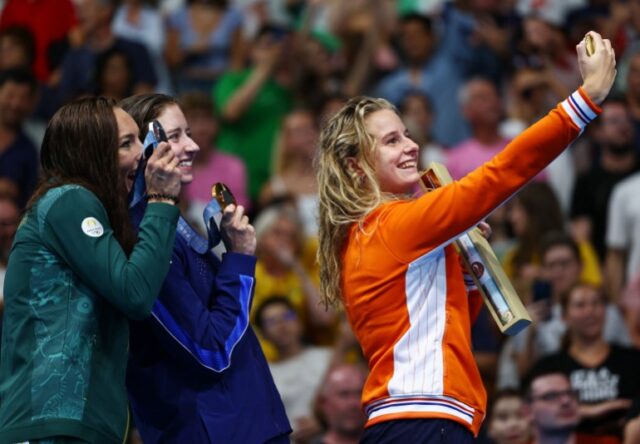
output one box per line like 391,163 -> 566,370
142,120 -> 168,159
152,119 -> 168,143
532,280 -> 552,302
212,182 -> 236,210
532,279 -> 552,321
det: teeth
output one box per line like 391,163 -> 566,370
399,161 -> 416,169
178,161 -> 192,167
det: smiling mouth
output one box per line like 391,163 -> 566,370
398,161 -> 417,169
178,160 -> 192,168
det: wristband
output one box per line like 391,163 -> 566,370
147,193 -> 180,205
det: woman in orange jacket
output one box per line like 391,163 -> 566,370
316,32 -> 616,443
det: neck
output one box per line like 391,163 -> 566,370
287,153 -> 315,174
534,430 -> 575,444
322,430 -> 361,444
569,336 -> 608,364
473,125 -> 501,145
601,149 -> 636,173
277,342 -> 303,360
88,27 -> 114,50
570,335 -> 606,350
262,259 -> 289,276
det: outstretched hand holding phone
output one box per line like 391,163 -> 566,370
578,31 -> 616,104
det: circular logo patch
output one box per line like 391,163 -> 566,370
81,217 -> 104,237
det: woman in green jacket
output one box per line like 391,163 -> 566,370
0,97 -> 182,444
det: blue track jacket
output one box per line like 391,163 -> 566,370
126,218 -> 291,443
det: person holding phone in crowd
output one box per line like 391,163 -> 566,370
120,94 -> 290,443
0,97 -> 182,443
316,32 -> 616,442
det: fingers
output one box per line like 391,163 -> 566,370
219,204 -> 256,255
145,142 -> 182,196
222,204 -> 249,228
477,221 -> 492,239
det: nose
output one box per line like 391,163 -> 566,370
185,135 -> 200,153
403,134 -> 419,153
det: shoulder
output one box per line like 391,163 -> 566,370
610,344 -> 640,360
615,172 -> 640,195
36,185 -> 105,231
38,185 -> 101,213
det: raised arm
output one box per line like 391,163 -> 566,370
381,32 -> 616,262
42,143 -> 182,319
42,188 -> 179,320
144,204 -> 259,373
148,250 -> 256,373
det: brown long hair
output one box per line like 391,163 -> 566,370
27,96 -> 135,253
118,93 -> 178,141
510,182 -> 564,273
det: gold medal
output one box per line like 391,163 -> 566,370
585,34 -> 595,57
211,183 -> 236,209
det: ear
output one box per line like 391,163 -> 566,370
346,157 -> 365,178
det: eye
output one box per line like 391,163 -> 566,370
119,138 -> 132,149
386,136 -> 398,145
168,132 -> 180,142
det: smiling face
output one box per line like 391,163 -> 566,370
115,107 -> 142,192
156,103 -> 200,184
563,286 -> 606,342
488,395 -> 531,444
365,109 -> 420,195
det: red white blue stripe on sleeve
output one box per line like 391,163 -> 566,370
561,89 -> 600,131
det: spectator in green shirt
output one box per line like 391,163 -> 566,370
214,25 -> 293,203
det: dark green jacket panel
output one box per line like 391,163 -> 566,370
0,185 -> 179,443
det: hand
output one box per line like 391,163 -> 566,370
145,142 -> 181,199
477,221 -> 492,240
220,204 -> 256,255
254,40 -> 284,73
526,299 -> 551,324
580,399 -> 632,419
577,31 -> 617,104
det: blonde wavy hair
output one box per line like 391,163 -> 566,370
316,96 -> 397,307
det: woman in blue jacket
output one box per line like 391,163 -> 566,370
120,93 -> 291,443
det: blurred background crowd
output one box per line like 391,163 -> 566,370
2,0 -> 640,443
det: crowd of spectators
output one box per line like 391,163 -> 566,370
2,0 -> 640,442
